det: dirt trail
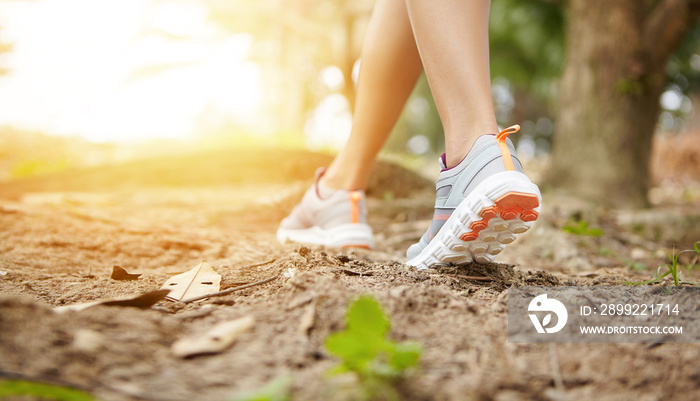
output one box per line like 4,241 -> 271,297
1,150 -> 699,401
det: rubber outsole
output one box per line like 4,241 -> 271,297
406,171 -> 541,270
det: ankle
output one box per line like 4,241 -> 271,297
322,167 -> 363,191
444,129 -> 500,169
444,136 -> 482,168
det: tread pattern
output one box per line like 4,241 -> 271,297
412,191 -> 540,268
460,192 -> 539,241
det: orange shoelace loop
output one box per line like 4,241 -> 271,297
496,124 -> 520,171
349,191 -> 362,224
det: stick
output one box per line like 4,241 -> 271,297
239,258 -> 277,269
452,274 -> 492,281
182,275 -> 279,303
332,268 -> 374,276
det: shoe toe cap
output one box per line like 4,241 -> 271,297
406,242 -> 422,260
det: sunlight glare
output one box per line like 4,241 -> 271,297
0,0 -> 264,143
304,94 -> 352,151
320,65 -> 344,92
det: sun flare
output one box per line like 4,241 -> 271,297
0,0 -> 265,143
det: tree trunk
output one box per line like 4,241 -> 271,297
547,0 -> 699,208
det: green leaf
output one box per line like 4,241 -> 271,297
326,331 -> 379,364
587,228 -> 604,237
325,364 -> 350,377
389,342 -> 422,371
324,296 -> 423,394
0,380 -> 94,401
694,241 -> 700,254
346,297 -> 390,338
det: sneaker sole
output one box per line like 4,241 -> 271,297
406,171 -> 541,270
277,223 -> 375,249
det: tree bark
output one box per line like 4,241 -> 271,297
547,0 -> 699,208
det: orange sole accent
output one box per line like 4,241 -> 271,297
460,191 -> 539,242
460,232 -> 479,241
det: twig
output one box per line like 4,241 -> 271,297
182,275 -> 279,303
332,268 -> 374,276
239,258 -> 277,269
451,274 -> 492,281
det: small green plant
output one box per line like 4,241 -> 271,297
228,376 -> 291,401
325,296 -> 422,401
0,380 -> 94,401
561,220 -> 603,237
625,242 -> 700,287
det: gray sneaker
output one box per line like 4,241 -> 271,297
406,125 -> 541,269
277,168 -> 375,249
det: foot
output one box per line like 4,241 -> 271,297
406,125 -> 541,269
277,168 -> 375,249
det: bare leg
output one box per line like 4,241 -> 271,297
406,0 -> 498,168
323,0 -> 423,191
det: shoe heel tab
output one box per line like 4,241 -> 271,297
496,125 -> 520,171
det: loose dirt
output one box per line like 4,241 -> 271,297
1,149 -> 698,401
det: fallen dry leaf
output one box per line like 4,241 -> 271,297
181,275 -> 279,303
171,315 -> 255,358
111,265 -> 141,281
54,290 -> 170,313
160,260 -> 221,302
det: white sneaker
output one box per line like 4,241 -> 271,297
406,125 -> 541,269
277,168 -> 375,249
